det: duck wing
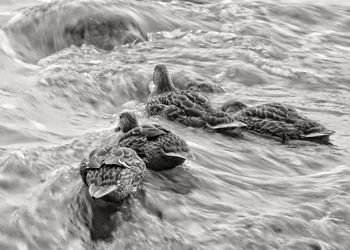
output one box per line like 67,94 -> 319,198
146,93 -> 209,127
139,124 -> 167,138
145,131 -> 194,161
120,124 -> 167,142
86,165 -> 134,200
238,113 -> 334,142
259,103 -> 298,115
294,119 -> 335,138
80,147 -> 111,173
179,90 -> 211,109
160,132 -> 191,153
147,91 -> 246,129
150,91 -> 210,116
82,146 -> 146,201
118,136 -> 148,158
81,146 -> 145,177
238,116 -> 299,139
255,105 -> 335,138
235,105 -> 295,121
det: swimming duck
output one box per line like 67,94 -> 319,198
221,100 -> 335,144
80,146 -> 146,203
146,64 -> 246,134
148,71 -> 224,94
115,111 -> 194,171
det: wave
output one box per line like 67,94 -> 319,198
3,0 -> 220,63
0,124 -> 48,146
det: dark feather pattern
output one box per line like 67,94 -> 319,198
79,146 -> 146,202
146,65 -> 245,133
223,102 -> 335,143
118,123 -> 193,171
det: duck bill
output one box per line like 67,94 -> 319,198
114,125 -> 121,132
89,184 -> 118,198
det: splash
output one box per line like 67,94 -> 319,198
3,0 -> 221,63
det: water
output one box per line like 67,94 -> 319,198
1,0 -> 350,249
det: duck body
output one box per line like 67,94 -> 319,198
80,146 -> 146,203
146,64 -> 246,134
222,101 -> 335,144
116,112 -> 193,171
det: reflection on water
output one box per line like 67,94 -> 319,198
0,0 -> 350,249
73,185 -> 133,242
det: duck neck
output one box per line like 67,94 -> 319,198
153,67 -> 176,95
124,120 -> 138,133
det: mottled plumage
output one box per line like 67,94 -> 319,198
222,100 -> 335,144
80,146 -> 146,203
116,111 -> 193,171
146,64 -> 246,134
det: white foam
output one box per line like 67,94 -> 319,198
0,30 -> 41,71
29,120 -> 47,131
0,103 -> 16,110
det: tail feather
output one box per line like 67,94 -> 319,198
89,184 -> 118,198
208,121 -> 247,130
303,130 -> 335,138
164,151 -> 195,160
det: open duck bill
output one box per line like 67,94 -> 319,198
89,184 -> 119,199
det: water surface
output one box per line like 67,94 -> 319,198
0,0 -> 350,249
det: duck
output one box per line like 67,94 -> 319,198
148,70 -> 224,94
221,100 -> 335,144
115,111 -> 194,171
80,146 -> 146,203
146,64 -> 246,135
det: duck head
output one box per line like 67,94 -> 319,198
221,100 -> 248,114
115,111 -> 139,133
152,64 -> 176,95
